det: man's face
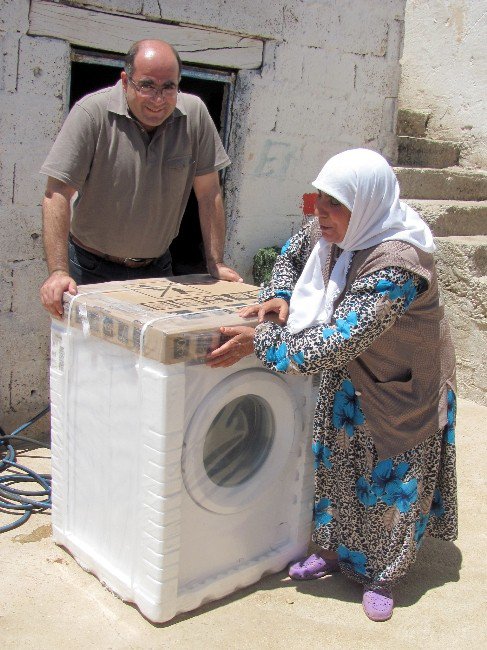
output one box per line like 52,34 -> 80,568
121,44 -> 180,131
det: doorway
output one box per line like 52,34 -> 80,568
69,48 -> 235,275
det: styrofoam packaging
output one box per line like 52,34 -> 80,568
50,275 -> 315,623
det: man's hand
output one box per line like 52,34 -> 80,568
239,297 -> 289,325
207,260 -> 243,283
206,325 -> 255,368
40,270 -> 77,320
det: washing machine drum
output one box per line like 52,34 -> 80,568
182,369 -> 298,514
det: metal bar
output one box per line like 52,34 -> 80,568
71,50 -> 124,68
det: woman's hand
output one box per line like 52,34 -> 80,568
206,326 -> 256,368
239,298 -> 289,325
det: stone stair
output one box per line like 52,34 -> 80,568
394,109 -> 487,405
396,167 -> 487,201
398,136 -> 460,169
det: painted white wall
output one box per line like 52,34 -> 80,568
399,0 -> 487,168
0,0 -> 407,430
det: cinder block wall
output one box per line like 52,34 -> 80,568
0,0 -> 407,432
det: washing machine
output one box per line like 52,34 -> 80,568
50,277 -> 315,623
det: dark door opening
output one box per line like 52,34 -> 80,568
69,50 -> 234,275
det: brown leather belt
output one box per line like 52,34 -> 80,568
70,235 -> 156,268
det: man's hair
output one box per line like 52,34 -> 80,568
124,40 -> 182,79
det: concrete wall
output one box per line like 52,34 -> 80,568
399,0 -> 487,168
0,0 -> 407,432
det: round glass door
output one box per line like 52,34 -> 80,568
182,369 -> 297,514
203,395 -> 275,488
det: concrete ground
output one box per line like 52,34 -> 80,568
1,398 -> 486,649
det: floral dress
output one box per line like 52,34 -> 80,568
254,227 -> 458,587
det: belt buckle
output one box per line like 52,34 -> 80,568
122,256 -> 153,268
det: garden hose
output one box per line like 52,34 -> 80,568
0,406 -> 51,533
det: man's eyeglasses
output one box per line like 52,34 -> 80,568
128,77 -> 179,99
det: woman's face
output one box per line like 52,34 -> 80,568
315,191 -> 352,243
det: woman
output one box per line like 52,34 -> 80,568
207,149 -> 457,622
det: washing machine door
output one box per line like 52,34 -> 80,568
182,369 -> 299,514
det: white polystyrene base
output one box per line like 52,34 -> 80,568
50,320 -> 315,623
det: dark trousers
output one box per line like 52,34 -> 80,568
68,236 -> 173,285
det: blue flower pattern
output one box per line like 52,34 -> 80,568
371,459 -> 409,496
275,289 -> 292,303
356,476 -> 378,507
332,379 -> 365,436
265,342 -> 305,372
414,513 -> 430,546
413,484 -> 448,548
337,544 -> 368,576
281,239 -> 291,254
375,277 -> 417,308
413,483 -> 448,548
314,498 -> 333,527
322,310 -> 358,340
336,311 -> 358,338
430,488 -> 445,517
444,389 -> 456,445
382,477 -> 418,513
312,440 -> 333,470
357,459 -> 417,513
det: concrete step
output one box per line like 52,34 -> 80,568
434,235 -> 487,319
407,200 -> 487,237
435,235 -> 487,274
395,166 -> 487,201
434,235 -> 487,305
435,235 -> 487,282
434,236 -> 487,405
397,108 -> 431,138
398,136 -> 460,168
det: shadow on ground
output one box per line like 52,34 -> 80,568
153,535 -> 461,628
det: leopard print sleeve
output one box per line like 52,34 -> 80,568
254,266 -> 424,375
258,225 -> 313,304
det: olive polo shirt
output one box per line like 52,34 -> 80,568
40,81 -> 230,258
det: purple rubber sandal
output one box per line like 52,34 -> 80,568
362,585 -> 394,622
288,554 -> 340,580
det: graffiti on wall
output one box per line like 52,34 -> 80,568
252,139 -> 296,178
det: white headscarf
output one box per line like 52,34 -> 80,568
287,148 -> 435,334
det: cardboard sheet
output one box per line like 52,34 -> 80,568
62,274 -> 260,364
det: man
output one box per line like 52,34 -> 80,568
40,39 -> 242,319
